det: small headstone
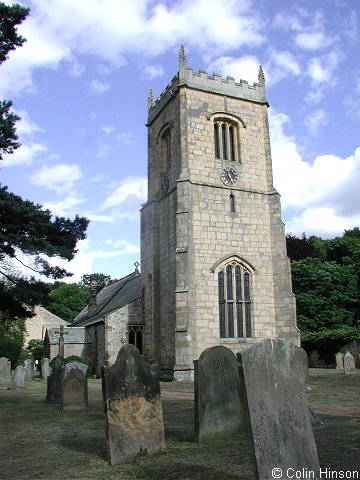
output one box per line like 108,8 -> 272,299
335,352 -> 344,371
46,356 -> 64,403
41,358 -> 51,380
0,357 -> 11,387
12,365 -> 26,389
344,351 -> 356,374
101,344 -> 166,465
237,339 -> 320,480
194,345 -> 244,442
61,361 -> 88,410
297,347 -> 310,385
24,359 -> 35,380
309,407 -> 323,427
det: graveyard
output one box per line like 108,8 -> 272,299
0,367 -> 359,480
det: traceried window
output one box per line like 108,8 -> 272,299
214,120 -> 238,161
128,325 -> 143,354
218,262 -> 252,338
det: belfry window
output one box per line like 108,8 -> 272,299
218,262 -> 252,338
160,128 -> 171,175
128,325 -> 143,354
214,120 -> 238,161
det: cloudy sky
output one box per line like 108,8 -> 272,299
1,0 -> 359,281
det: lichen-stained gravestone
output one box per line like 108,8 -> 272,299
237,339 -> 320,480
194,345 -> 244,443
344,351 -> 356,374
0,357 -> 11,387
46,355 -> 64,403
335,352 -> 344,371
61,361 -> 88,410
101,344 -> 166,465
24,359 -> 35,380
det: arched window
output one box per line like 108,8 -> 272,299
214,119 -> 239,161
218,262 -> 252,338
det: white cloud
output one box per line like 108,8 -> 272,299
206,55 -> 260,84
144,64 -> 164,80
43,193 -> 86,216
117,133 -> 137,145
304,109 -> 328,137
101,124 -> 115,135
266,49 -> 301,85
306,51 -> 344,85
29,163 -> 84,193
101,176 -> 147,221
295,31 -> 333,50
96,142 -> 112,158
89,79 -> 111,95
270,110 -> 360,236
2,142 -> 47,166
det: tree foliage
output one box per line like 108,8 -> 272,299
46,282 -> 89,322
288,228 -> 360,334
0,183 -> 89,319
81,273 -> 113,292
0,2 -> 29,159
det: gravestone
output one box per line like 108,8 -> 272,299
101,344 -> 166,465
344,351 -> 356,374
335,352 -> 344,371
61,361 -> 88,410
24,359 -> 35,380
12,365 -> 26,389
41,358 -> 51,380
0,357 -> 11,387
46,355 -> 64,403
194,345 -> 244,442
297,347 -> 310,385
237,339 -> 320,480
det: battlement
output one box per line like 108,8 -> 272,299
147,46 -> 267,124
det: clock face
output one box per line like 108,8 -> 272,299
221,168 -> 238,186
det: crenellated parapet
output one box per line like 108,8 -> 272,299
148,45 -> 267,124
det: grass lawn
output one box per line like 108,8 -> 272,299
0,369 -> 359,479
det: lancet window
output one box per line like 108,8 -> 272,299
214,120 -> 238,161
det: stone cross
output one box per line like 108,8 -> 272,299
58,325 -> 65,358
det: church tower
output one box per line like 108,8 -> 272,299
141,47 -> 299,380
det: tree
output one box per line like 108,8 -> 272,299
46,282 -> 89,322
0,186 -> 89,318
291,258 -> 357,331
286,232 -> 318,261
0,2 -> 29,159
81,273 -> 113,292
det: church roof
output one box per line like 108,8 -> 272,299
71,272 -> 142,327
46,327 -> 91,344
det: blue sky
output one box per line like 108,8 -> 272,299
1,0 -> 359,282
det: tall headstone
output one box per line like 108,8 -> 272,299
61,361 -> 88,410
0,357 -> 11,387
297,347 -> 310,385
101,344 -> 166,465
41,358 -> 51,380
237,339 -> 319,480
194,346 -> 244,442
24,359 -> 35,380
12,365 -> 26,389
344,351 -> 356,374
46,355 -> 64,403
335,352 -> 344,371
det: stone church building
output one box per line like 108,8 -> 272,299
73,47 -> 299,380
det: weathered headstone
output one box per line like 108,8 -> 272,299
41,358 -> 51,380
237,339 -> 320,480
12,365 -> 26,389
61,361 -> 88,410
101,344 -> 166,465
0,357 -> 11,387
344,351 -> 356,374
24,359 -> 35,380
335,352 -> 344,371
194,345 -> 244,442
46,355 -> 64,403
297,347 -> 310,385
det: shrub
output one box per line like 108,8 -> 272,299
27,339 -> 45,362
0,335 -> 22,369
16,350 -> 32,367
64,355 -> 93,377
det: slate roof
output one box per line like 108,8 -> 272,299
71,271 -> 142,327
46,327 -> 91,344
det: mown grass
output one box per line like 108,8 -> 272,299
0,370 -> 359,480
